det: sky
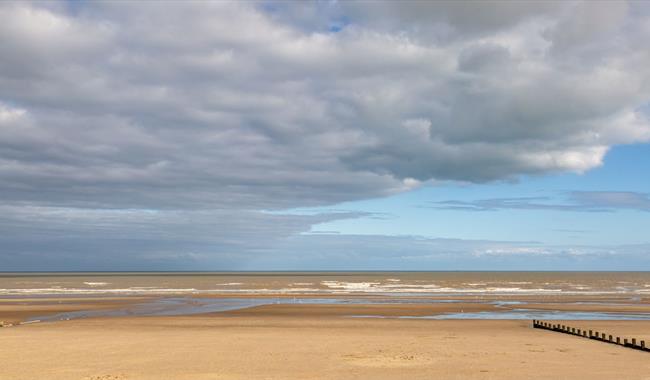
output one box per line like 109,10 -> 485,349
0,0 -> 649,271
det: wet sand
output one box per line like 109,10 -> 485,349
2,300 -> 650,379
0,297 -> 150,325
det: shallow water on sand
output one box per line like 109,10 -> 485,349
405,310 -> 650,320
5,272 -> 650,323
26,297 -> 476,322
25,297 -> 650,323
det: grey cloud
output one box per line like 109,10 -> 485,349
336,1 -> 563,42
570,191 -> 650,211
457,43 -> 511,73
546,1 -> 629,55
4,196 -> 641,271
1,1 -> 649,211
433,191 -> 650,212
0,1 -> 649,268
0,205 -> 370,270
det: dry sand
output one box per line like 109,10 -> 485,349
2,302 -> 650,380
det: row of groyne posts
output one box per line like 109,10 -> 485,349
532,320 -> 649,353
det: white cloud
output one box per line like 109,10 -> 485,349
1,1 -> 649,211
0,1 -> 649,267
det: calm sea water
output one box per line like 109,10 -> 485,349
1,271 -> 649,296
4,272 -> 650,321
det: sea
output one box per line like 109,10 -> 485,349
1,271 -> 650,296
3,272 -> 650,321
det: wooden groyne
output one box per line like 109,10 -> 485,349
532,320 -> 649,353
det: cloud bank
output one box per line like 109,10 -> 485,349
0,1 -> 649,268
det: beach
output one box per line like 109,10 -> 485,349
2,306 -> 650,380
2,272 -> 650,379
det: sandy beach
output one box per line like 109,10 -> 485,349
2,301 -> 650,380
3,273 -> 650,379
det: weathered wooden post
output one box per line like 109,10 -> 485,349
609,335 -> 613,342
601,333 -> 606,340
624,338 -> 629,346
577,329 -> 581,335
632,338 -> 637,346
641,341 -> 645,349
589,330 -> 593,338
616,337 -> 621,344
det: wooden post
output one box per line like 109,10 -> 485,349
577,329 -> 581,335
624,338 -> 628,346
601,333 -> 606,340
641,341 -> 645,349
609,335 -> 613,342
617,337 -> 620,344
632,338 -> 636,346
589,330 -> 593,338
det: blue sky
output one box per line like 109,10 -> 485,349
0,1 -> 649,270
309,144 -> 650,246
